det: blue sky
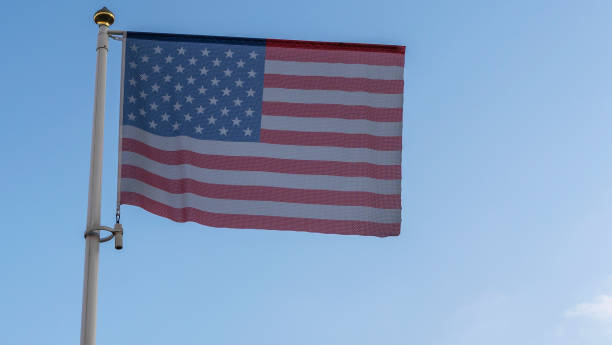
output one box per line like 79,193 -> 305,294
2,1 -> 612,344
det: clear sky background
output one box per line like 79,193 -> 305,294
1,1 -> 612,344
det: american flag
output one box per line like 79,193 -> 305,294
119,32 -> 405,237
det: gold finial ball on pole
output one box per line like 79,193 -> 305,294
93,7 -> 115,26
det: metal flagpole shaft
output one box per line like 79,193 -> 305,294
81,8 -> 115,345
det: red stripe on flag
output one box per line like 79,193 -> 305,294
122,165 -> 401,209
265,46 -> 405,66
122,138 -> 401,180
262,102 -> 403,122
260,130 -> 402,151
121,192 -> 401,237
267,39 -> 405,55
263,74 -> 404,94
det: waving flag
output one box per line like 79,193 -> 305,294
119,32 -> 405,236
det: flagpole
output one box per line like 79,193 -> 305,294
81,7 -> 115,345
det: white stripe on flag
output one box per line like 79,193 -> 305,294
122,178 -> 402,223
122,152 -> 401,194
262,88 -> 403,108
261,115 -> 402,137
264,60 -> 404,80
123,126 -> 401,165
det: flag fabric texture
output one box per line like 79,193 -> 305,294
119,32 -> 405,237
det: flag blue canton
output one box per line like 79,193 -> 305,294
122,36 -> 266,142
